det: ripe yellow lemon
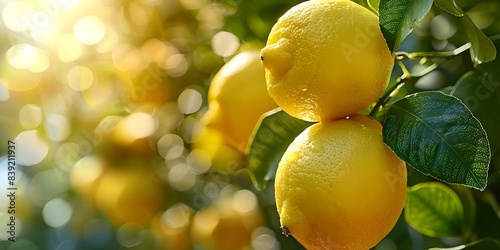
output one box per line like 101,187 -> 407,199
275,115 -> 407,249
203,50 -> 278,152
191,189 -> 264,250
261,0 -> 394,122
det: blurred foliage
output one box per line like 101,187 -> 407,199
0,0 -> 499,250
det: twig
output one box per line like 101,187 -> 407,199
368,63 -> 437,118
395,43 -> 471,60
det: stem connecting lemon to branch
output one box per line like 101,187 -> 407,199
369,43 -> 473,118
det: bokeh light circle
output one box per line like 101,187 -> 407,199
42,198 -> 73,228
15,130 -> 49,166
73,16 -> 106,45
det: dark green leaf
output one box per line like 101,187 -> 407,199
405,182 -> 464,237
433,0 -> 464,17
379,0 -> 433,52
247,109 -> 314,190
478,37 -> 500,81
449,71 -> 500,156
461,15 -> 497,65
429,238 -> 500,250
383,91 -> 490,190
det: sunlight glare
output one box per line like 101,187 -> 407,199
162,203 -> 192,229
0,80 -> 9,101
2,1 -> 32,33
114,112 -> 157,144
73,15 -> 106,45
67,66 -> 94,91
43,198 -> 73,228
71,156 -> 103,189
168,162 -> 196,191
6,44 -> 37,69
96,28 -> 119,53
45,114 -> 71,141
6,44 -> 49,73
211,31 -> 240,57
112,44 -> 148,74
58,34 -> 83,62
164,54 -> 188,77
19,104 -> 42,129
177,88 -> 202,114
16,130 -> 49,166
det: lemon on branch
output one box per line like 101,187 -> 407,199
203,50 -> 278,152
275,115 -> 407,249
261,0 -> 394,122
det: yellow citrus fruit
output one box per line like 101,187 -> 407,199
261,0 -> 394,122
94,161 -> 164,226
191,127 -> 246,172
203,50 -> 278,152
191,189 -> 264,250
275,115 -> 407,249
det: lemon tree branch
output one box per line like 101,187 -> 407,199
395,43 -> 471,60
369,63 -> 438,118
369,43 -> 473,118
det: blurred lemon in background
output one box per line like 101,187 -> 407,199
203,50 -> 278,152
94,160 -> 164,226
191,127 -> 245,172
191,189 -> 264,250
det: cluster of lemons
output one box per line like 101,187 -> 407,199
72,156 -> 263,250
202,0 -> 408,249
260,0 -> 407,249
189,49 -> 274,250
152,188 -> 264,250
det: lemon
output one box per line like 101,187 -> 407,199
191,189 -> 264,250
191,127 -> 245,172
261,0 -> 394,122
275,115 -> 407,249
203,50 -> 278,152
94,161 -> 164,226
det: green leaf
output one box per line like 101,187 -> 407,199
367,0 -> 380,13
460,15 -> 497,65
379,0 -> 433,52
429,238 -> 500,250
405,182 -> 465,237
383,91 -> 490,190
433,0 -> 464,17
449,71 -> 500,156
247,109 -> 314,190
434,0 -> 496,65
478,37 -> 500,81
